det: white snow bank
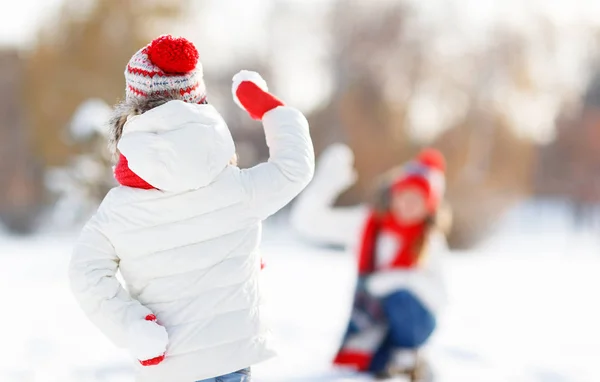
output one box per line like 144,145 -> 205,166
1,211 -> 599,381
69,99 -> 111,141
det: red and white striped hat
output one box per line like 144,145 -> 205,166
125,35 -> 206,104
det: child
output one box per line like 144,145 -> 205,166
290,146 -> 449,379
68,35 -> 314,382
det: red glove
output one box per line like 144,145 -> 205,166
232,70 -> 283,120
128,314 -> 168,367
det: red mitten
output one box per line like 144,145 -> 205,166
128,314 -> 168,367
232,70 -> 283,120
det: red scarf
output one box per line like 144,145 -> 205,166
114,154 -> 155,189
357,211 -> 425,276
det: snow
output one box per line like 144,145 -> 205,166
1,201 -> 600,381
69,99 -> 112,141
43,158 -> 111,231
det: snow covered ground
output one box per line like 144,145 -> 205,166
1,201 -> 600,382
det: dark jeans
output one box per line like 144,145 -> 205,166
369,290 -> 436,372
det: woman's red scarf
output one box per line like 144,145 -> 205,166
357,211 -> 425,276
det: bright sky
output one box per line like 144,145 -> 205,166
0,0 -> 63,46
4,0 -> 600,47
3,0 -> 600,141
0,0 -> 328,47
0,0 -> 333,112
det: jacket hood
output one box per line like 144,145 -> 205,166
117,100 -> 235,192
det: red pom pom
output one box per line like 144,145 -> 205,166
145,314 -> 157,322
147,35 -> 199,74
417,148 -> 446,173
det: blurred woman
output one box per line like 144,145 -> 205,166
290,145 -> 451,380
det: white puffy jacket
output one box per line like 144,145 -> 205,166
69,100 -> 314,382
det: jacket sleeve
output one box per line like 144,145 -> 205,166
240,106 -> 315,220
291,193 -> 368,249
69,216 -> 154,348
289,143 -> 367,248
290,173 -> 368,249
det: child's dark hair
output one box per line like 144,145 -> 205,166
107,92 -> 208,161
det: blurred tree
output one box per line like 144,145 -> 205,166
535,70 -> 600,229
0,50 -> 44,234
20,0 -> 192,228
435,113 -> 534,248
304,0 -> 559,248
24,0 -> 191,167
323,1 -> 419,199
203,64 -> 275,169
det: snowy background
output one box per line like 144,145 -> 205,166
2,0 -> 600,381
2,201 -> 599,382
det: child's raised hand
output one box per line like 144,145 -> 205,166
127,314 -> 169,366
232,70 -> 284,120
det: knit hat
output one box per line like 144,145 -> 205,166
391,148 -> 446,212
125,35 -> 206,104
